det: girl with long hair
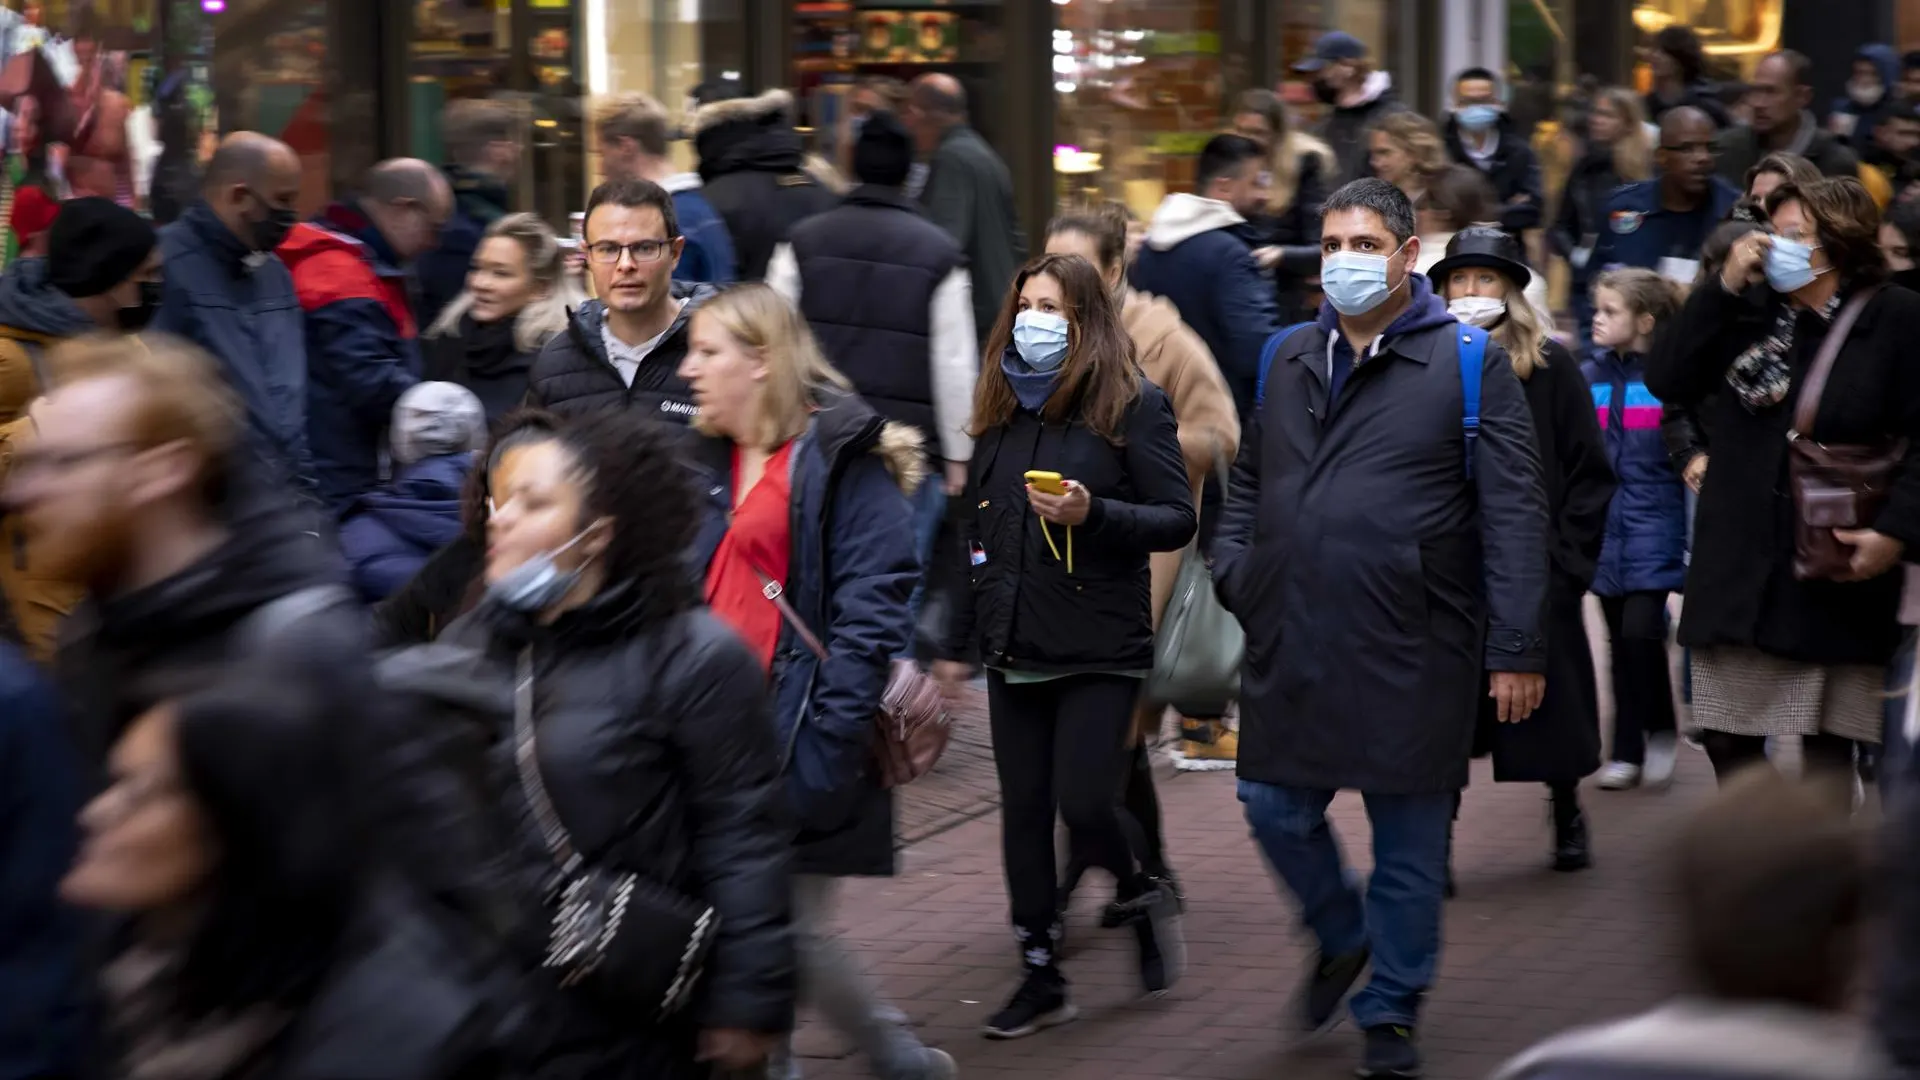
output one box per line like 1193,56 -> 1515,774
1232,89 -> 1338,321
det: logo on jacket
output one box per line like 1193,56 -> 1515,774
1609,210 -> 1644,235
660,400 -> 698,417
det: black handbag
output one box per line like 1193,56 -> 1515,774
513,649 -> 719,1019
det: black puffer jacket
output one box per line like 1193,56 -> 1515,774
436,588 -> 793,1076
525,287 -> 713,424
693,89 -> 838,281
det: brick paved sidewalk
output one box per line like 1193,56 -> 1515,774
796,744 -> 1715,1080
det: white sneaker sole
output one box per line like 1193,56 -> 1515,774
1171,754 -> 1237,772
981,1003 -> 1077,1040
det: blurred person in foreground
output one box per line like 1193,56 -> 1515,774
595,91 -> 737,286
418,98 -> 520,326
1494,769 -> 1882,1080
338,382 -> 486,604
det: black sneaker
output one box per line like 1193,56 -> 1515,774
1100,872 -> 1188,928
981,968 -> 1076,1040
1357,1025 -> 1421,1079
1132,885 -> 1186,995
1300,946 -> 1370,1031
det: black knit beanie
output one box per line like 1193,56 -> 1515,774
48,197 -> 158,298
854,110 -> 914,189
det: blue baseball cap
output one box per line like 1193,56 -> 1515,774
1293,31 -> 1368,73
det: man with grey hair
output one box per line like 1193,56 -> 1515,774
904,74 -> 1024,339
1212,177 -> 1548,1078
339,381 -> 485,602
281,158 -> 453,510
419,98 -> 520,325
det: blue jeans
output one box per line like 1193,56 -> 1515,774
1238,780 -> 1452,1029
902,474 -> 947,658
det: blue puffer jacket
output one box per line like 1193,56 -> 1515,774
1131,193 -> 1280,420
1584,349 -> 1686,596
338,453 -> 472,603
689,387 -> 920,878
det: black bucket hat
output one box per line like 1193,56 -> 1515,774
1426,225 -> 1531,291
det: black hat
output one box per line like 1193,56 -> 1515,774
1426,225 -> 1531,291
48,197 -> 157,299
1292,31 -> 1367,74
853,109 -> 913,188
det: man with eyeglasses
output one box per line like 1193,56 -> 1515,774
1592,107 -> 1741,287
527,177 -> 715,425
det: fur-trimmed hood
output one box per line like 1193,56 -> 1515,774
692,88 -> 810,183
691,88 -> 794,136
811,382 -> 926,496
871,418 -> 928,496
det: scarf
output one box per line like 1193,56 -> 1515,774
456,314 -> 525,379
999,344 -> 1060,413
1724,287 -> 1843,412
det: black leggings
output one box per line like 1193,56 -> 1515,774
989,671 -> 1142,958
1121,742 -> 1169,878
1598,592 -> 1676,766
1699,729 -> 1857,783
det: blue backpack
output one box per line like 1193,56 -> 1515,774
1254,322 -> 1488,479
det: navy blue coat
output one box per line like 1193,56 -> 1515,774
1584,350 -> 1687,596
152,201 -> 317,498
0,643 -> 83,1080
1590,176 -> 1741,277
1131,209 -> 1280,420
690,389 -> 920,877
338,453 -> 473,603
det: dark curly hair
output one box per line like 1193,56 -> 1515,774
484,408 -> 701,624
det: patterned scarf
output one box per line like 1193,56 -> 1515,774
1724,288 -> 1844,412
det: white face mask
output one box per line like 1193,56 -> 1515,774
1448,295 -> 1507,328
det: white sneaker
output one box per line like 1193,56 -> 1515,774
1643,735 -> 1678,789
1597,761 -> 1641,790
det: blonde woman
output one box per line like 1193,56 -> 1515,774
421,212 -> 583,422
1431,226 -> 1617,875
1233,89 -> 1338,320
677,284 -> 955,1080
1555,87 -> 1653,344
1368,110 -> 1450,209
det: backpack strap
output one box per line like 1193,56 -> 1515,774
1457,325 -> 1487,481
1254,322 -> 1315,407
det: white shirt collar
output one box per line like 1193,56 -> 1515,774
600,299 -> 684,387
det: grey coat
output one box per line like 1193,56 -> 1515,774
1213,280 -> 1549,794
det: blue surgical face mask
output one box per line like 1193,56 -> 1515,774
483,527 -> 596,614
1321,241 -> 1410,317
1457,104 -> 1502,132
1012,310 -> 1070,372
1764,236 -> 1826,294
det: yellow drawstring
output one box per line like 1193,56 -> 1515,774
1039,519 -> 1073,574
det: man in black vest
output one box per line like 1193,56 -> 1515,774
767,110 -> 978,633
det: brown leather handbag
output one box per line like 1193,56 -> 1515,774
1787,284 -> 1908,581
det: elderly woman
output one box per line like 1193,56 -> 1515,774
1647,177 -> 1920,784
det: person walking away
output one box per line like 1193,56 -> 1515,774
1552,88 -> 1653,348
526,178 -> 715,425
1716,52 -> 1861,186
834,76 -> 907,185
765,109 -> 978,635
932,252 -> 1195,1035
1443,68 -> 1546,244
1214,178 -> 1548,1078
338,381 -> 486,603
150,132 -> 317,501
280,158 -> 451,512
417,98 -> 518,326
1294,31 -> 1408,185
1642,26 -> 1733,129
1593,107 -> 1741,287
1044,203 -> 1238,887
691,88 -> 835,282
1647,178 -> 1920,784
1829,45 -> 1900,150
430,408 -> 794,1077
421,212 -> 583,424
1368,112 -> 1452,220
905,75 -> 1027,342
1584,269 -> 1687,791
1232,89 -> 1336,324
1433,226 -> 1613,874
0,638 -> 83,1080
680,285 -> 955,1080
1495,770 -> 1886,1080
596,91 -> 738,286
0,197 -> 159,659
1131,134 -> 1281,421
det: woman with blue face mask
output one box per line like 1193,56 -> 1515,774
1647,176 -> 1920,791
930,252 -> 1197,1039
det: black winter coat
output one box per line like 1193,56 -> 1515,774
1550,147 -> 1628,278
693,91 -> 839,281
421,316 -> 539,424
1445,113 -> 1547,239
1245,150 -> 1332,323
1475,341 -> 1614,784
1213,281 -> 1550,794
1646,280 -> 1920,666
942,376 -> 1196,673
438,589 -> 794,1072
525,288 -> 713,424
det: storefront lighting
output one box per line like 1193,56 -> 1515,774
1121,30 -> 1144,41
1054,80 -> 1076,94
201,0 -> 225,10
585,0 -> 609,95
1052,55 -> 1076,75
1053,37 -> 1073,55
1054,146 -> 1102,174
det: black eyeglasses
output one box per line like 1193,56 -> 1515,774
587,239 -> 675,265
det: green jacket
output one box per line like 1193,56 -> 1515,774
921,125 -> 1026,339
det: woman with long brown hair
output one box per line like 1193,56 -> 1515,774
931,252 -> 1195,1038
1554,86 -> 1654,346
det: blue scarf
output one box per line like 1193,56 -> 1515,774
999,345 -> 1059,413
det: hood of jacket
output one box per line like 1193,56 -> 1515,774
1315,270 -> 1456,339
1844,44 -> 1901,110
0,257 -> 98,337
278,201 -> 406,280
808,384 -> 926,496
693,88 -> 809,181
1146,193 -> 1246,251
562,280 -> 716,366
351,454 -> 469,553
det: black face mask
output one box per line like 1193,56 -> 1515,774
243,188 -> 298,253
1313,78 -> 1340,105
118,279 -> 161,332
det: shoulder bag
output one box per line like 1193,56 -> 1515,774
512,649 -> 720,1019
1144,447 -> 1245,716
1787,285 -> 1908,581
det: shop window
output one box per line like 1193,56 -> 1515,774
207,0 -> 336,215
1631,0 -> 1782,82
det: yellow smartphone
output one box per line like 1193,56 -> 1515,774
1024,470 -> 1067,496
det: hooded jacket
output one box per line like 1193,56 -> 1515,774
1213,275 -> 1549,793
689,389 -> 922,878
525,283 -> 714,425
1130,193 -> 1281,420
1316,70 -> 1408,185
658,172 -> 739,286
1444,110 -> 1546,238
1830,44 -> 1901,151
280,202 -> 423,512
339,453 -> 473,604
692,89 -> 838,281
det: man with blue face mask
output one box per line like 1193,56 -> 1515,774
1444,67 -> 1545,243
1212,178 -> 1549,1080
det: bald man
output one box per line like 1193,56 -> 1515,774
1591,106 -> 1741,284
281,157 -> 452,510
904,74 -> 1024,338
152,132 -> 320,501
